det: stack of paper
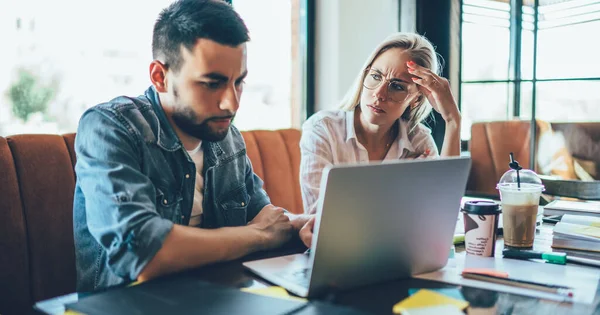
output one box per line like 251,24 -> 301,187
552,214 -> 600,252
544,200 -> 600,217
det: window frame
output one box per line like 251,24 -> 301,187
459,0 -> 600,168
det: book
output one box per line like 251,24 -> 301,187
561,214 -> 600,227
552,219 -> 600,253
544,200 -> 600,217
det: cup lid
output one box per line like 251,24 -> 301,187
496,169 -> 544,192
461,200 -> 501,215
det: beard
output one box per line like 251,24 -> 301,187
172,109 -> 234,142
170,87 -> 235,142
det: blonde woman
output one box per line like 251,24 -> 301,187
300,32 -> 461,215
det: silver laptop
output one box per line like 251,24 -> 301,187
243,157 -> 471,298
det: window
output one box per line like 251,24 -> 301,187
231,0 -> 299,131
460,0 -> 600,141
0,0 -> 304,137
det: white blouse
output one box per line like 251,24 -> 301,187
299,109 -> 439,214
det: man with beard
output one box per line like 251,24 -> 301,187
73,0 -> 314,292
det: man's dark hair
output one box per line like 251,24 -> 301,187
152,0 -> 249,72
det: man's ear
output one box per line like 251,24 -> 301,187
149,60 -> 169,93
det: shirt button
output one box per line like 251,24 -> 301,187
185,174 -> 190,179
181,215 -> 185,220
241,202 -> 245,206
163,199 -> 168,205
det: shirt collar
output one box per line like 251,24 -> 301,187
344,110 -> 356,143
145,86 -> 182,152
396,120 -> 416,153
345,109 -> 416,152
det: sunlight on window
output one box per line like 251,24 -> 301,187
537,81 -> 600,121
461,23 -> 510,81
461,83 -> 510,139
0,0 -> 296,136
461,0 -> 510,81
231,0 -> 293,131
0,0 -> 172,136
537,20 -> 600,79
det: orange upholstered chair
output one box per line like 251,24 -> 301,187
467,120 -> 535,197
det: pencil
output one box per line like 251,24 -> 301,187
461,273 -> 574,297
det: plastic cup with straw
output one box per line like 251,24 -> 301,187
496,152 -> 545,248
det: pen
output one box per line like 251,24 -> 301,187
502,249 -> 567,265
461,272 -> 574,297
503,249 -> 600,268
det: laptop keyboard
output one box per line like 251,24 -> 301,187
278,267 -> 311,288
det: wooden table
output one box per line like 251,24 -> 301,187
33,226 -> 600,315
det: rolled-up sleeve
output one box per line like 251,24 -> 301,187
75,109 -> 173,281
299,119 -> 334,214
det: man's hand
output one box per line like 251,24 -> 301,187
299,216 -> 316,248
284,213 -> 312,231
284,213 -> 316,248
248,204 -> 294,250
254,208 -> 316,249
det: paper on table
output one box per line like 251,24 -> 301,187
34,292 -> 80,315
399,305 -> 465,315
392,289 -> 468,314
561,214 -> 600,228
546,200 -> 600,213
554,222 -> 600,240
241,286 -> 307,302
407,288 -> 465,301
415,252 -> 599,304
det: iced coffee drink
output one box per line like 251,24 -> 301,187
496,155 -> 544,248
498,189 -> 541,248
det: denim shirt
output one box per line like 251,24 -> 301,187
73,86 -> 270,292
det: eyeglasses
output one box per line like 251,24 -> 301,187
363,68 -> 408,102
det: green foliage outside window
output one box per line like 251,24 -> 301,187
7,69 -> 55,121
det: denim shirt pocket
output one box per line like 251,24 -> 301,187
155,187 -> 184,224
219,184 -> 250,226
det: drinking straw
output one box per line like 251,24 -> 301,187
509,152 -> 522,188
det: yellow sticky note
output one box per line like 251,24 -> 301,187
241,286 -> 307,302
393,289 -> 469,314
64,310 -> 86,315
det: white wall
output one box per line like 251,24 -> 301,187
314,0 -> 399,112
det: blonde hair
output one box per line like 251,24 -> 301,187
339,32 -> 441,133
